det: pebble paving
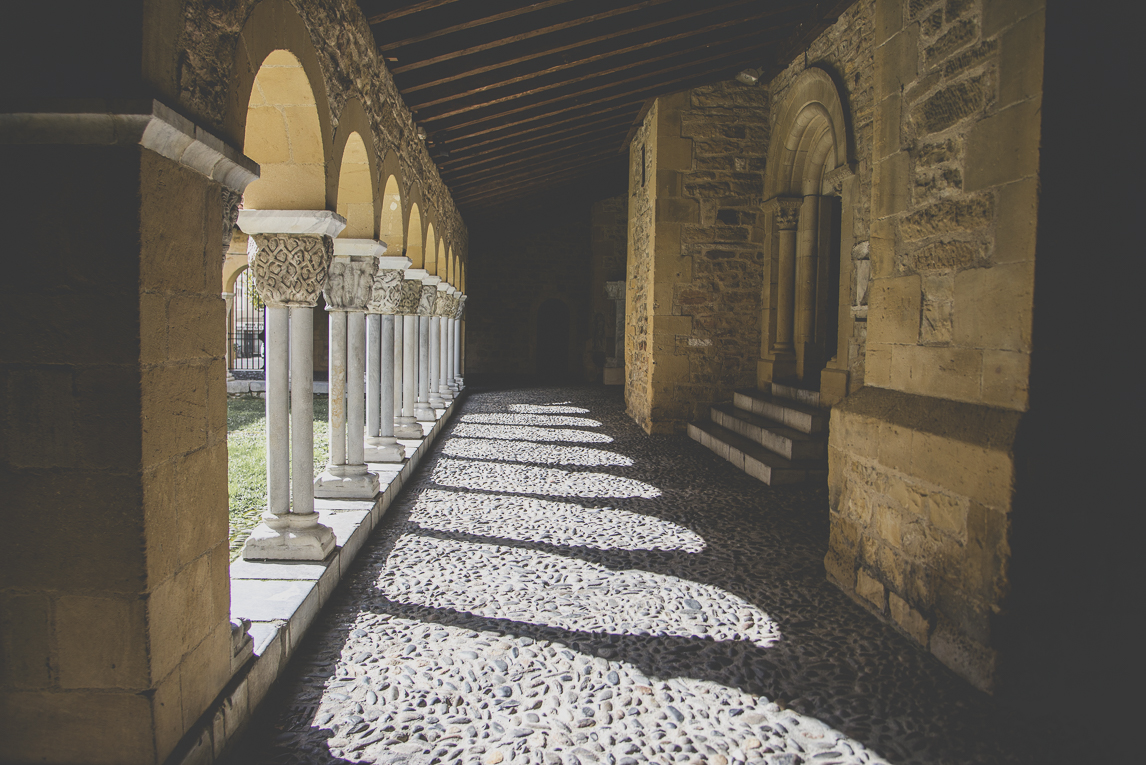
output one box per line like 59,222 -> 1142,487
231,386 -> 1063,765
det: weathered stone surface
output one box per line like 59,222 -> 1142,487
911,73 -> 993,135
899,196 -> 993,240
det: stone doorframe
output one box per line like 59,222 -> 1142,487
757,67 -> 857,405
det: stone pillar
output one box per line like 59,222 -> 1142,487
603,280 -> 625,385
364,253 -> 411,462
237,209 -> 345,560
795,194 -> 821,376
395,271 -> 424,438
221,188 -> 241,383
444,291 -> 459,395
314,240 -> 381,498
454,293 -> 467,389
415,273 -> 441,421
222,291 -> 235,381
435,283 -> 454,405
768,197 -> 801,380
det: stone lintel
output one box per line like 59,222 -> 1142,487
378,255 -> 413,271
0,99 -> 260,193
333,238 -> 387,258
421,274 -> 442,286
238,209 -> 347,238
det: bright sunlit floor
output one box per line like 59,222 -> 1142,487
227,385 -> 1060,765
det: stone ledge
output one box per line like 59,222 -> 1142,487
166,397 -> 461,765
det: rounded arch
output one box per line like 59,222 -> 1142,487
227,0 -> 335,209
448,247 -> 457,288
425,222 -> 437,276
763,67 -> 850,200
331,100 -> 379,237
407,202 -> 424,268
436,235 -> 448,281
379,151 -> 405,254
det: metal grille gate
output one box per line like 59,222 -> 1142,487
228,268 -> 265,374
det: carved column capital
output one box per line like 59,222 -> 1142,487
221,188 -> 241,255
397,276 -> 423,315
367,255 -> 414,315
326,240 -> 385,312
433,283 -> 453,317
237,210 -> 347,308
417,275 -> 442,316
824,162 -> 856,194
764,197 -> 802,230
454,294 -> 467,320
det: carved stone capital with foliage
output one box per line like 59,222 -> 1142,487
765,197 -> 802,230
324,256 -> 377,311
221,188 -> 241,255
248,233 -> 333,308
367,268 -> 406,314
397,278 -> 422,315
454,294 -> 467,320
417,284 -> 438,316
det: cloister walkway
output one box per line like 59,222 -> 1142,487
227,385 -> 1063,765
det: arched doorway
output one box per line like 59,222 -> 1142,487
536,298 -> 571,381
758,67 -> 855,394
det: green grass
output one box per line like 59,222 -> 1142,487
227,395 -> 330,559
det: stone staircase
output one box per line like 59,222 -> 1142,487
688,382 -> 829,485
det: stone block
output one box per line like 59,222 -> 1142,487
931,616 -> 997,693
867,274 -> 921,345
0,593 -> 52,688
874,0 -> 904,46
824,547 -> 857,590
168,294 -> 223,361
953,261 -> 1033,352
856,569 -> 886,611
75,365 -> 143,471
869,218 -> 897,279
894,345 -> 983,402
0,690 -> 155,765
153,667 -> 184,761
4,366 -> 75,468
928,490 -> 969,538
899,195 -> 993,241
876,24 -> 919,100
965,99 -> 1041,190
993,177 -> 1038,264
140,291 -> 168,364
148,549 -> 225,682
865,343 -> 893,387
983,0 -> 1043,37
911,73 -> 992,136
924,18 -> 977,67
890,592 -> 930,645
56,595 -> 149,690
999,13 -> 1043,105
965,501 -> 1010,602
887,473 -> 926,517
943,40 -> 998,78
144,461 -> 179,584
656,197 -> 698,224
908,241 -> 984,272
912,430 -> 1014,509
875,93 -> 902,160
981,349 -> 1030,410
176,443 -> 231,567
180,621 -> 232,731
874,151 -> 911,217
140,151 -> 208,294
142,362 -> 208,466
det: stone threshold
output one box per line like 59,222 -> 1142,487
168,396 -> 461,765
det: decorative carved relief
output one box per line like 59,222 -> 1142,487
221,188 -> 241,254
324,257 -> 377,311
454,294 -> 467,320
367,268 -> 405,314
417,284 -> 438,316
397,278 -> 422,315
773,199 -> 801,230
824,163 -> 856,195
249,234 -> 333,308
433,290 -> 451,317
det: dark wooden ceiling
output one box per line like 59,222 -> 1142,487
357,0 -> 853,216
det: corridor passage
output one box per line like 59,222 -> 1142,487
229,386 -> 1053,765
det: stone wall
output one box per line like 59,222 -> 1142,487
585,195 -> 628,381
625,81 -> 771,434
825,0 -> 1044,693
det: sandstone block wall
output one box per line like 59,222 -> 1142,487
825,0 -> 1044,693
625,83 -> 771,434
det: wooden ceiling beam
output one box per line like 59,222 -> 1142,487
389,0 -> 675,74
377,0 -> 581,52
397,0 -> 802,93
444,133 -> 620,184
439,115 -> 634,172
420,36 -> 782,125
364,0 -> 466,25
435,95 -> 647,146
412,23 -> 776,116
450,146 -> 618,192
458,158 -> 622,209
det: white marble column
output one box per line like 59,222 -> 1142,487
237,209 -> 344,561
415,273 -> 440,421
364,253 -> 411,461
315,239 -> 381,498
434,282 -> 453,406
394,272 -> 423,438
444,292 -> 458,396
454,294 -> 467,390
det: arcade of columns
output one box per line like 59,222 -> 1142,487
233,210 -> 467,561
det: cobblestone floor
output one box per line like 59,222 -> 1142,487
229,385 -> 1066,765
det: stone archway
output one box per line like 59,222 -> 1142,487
758,68 -> 856,398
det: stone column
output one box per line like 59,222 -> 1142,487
435,283 -> 454,405
770,195 -> 797,366
415,273 -> 441,421
394,271 -> 424,438
222,188 -> 241,382
222,291 -> 235,380
454,293 -> 467,389
314,240 -> 381,498
364,253 -> 411,462
237,209 -> 344,560
444,291 -> 458,396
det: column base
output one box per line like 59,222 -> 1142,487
415,402 -> 436,422
428,393 -> 446,408
364,436 -> 406,463
241,512 -> 336,561
314,464 -> 380,498
394,416 -> 423,439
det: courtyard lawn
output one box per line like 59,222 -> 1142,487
227,395 -> 329,559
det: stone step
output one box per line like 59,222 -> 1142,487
710,402 -> 826,461
733,389 -> 828,434
687,420 -> 828,486
771,380 -> 822,409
